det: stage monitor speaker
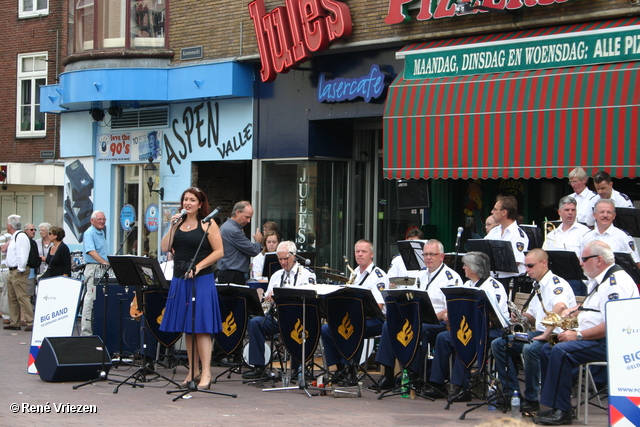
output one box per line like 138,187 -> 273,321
396,179 -> 430,209
35,336 -> 112,382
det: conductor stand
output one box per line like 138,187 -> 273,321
378,289 -> 439,400
167,219 -> 236,401
466,239 -> 525,294
324,286 -> 385,393
263,288 -> 324,397
441,287 -> 509,419
212,284 -> 263,383
108,255 -> 180,393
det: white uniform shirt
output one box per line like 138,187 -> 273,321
265,263 -> 316,297
580,224 -> 640,263
464,277 -> 509,318
542,221 -> 590,257
526,270 -> 577,333
352,263 -> 389,306
251,252 -> 266,280
387,254 -> 421,279
485,221 -> 529,278
416,263 -> 462,313
586,189 -> 633,227
569,187 -> 597,225
579,266 -> 639,331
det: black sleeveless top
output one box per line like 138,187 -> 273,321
172,225 -> 213,278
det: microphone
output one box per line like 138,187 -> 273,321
201,206 -> 222,223
290,252 -> 311,266
453,226 -> 464,271
173,209 -> 187,224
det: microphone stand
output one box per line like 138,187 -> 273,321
113,223 -> 138,368
167,219 -> 237,401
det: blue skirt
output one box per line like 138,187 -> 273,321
159,273 -> 222,334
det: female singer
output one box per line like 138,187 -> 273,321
251,230 -> 280,281
45,226 -> 72,277
160,187 -> 224,389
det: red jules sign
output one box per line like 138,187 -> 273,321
248,0 -> 352,83
385,0 -> 568,24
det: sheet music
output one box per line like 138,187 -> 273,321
293,283 -> 343,295
483,288 -> 511,329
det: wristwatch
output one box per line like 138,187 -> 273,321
576,331 -> 583,341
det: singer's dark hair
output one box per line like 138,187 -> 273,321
180,187 -> 210,220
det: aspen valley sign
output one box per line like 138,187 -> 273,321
248,0 -> 353,83
385,0 -> 569,24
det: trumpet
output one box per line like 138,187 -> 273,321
343,256 -> 356,285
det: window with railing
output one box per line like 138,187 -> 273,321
19,0 -> 49,18
71,0 -> 167,52
17,53 -> 47,137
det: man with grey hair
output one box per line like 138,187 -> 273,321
491,248 -> 575,414
567,167 -> 596,224
542,196 -> 589,257
425,251 -> 508,401
535,241 -> 638,425
218,201 -> 263,285
585,170 -> 633,227
4,215 -> 33,331
242,241 -> 316,380
580,199 -> 640,269
82,210 -> 109,335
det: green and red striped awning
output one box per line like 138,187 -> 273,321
383,18 -> 640,180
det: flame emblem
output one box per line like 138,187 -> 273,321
457,316 -> 473,346
156,308 -> 164,325
396,319 -> 414,347
290,318 -> 308,345
222,312 -> 237,337
338,313 -> 354,340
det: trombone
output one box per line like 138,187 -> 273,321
543,217 -> 559,248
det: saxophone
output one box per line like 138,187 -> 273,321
343,256 -> 356,285
540,308 -> 579,346
507,278 -> 532,334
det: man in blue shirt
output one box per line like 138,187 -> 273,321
82,211 -> 109,336
217,201 -> 263,285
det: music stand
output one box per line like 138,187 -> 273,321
324,287 -> 385,391
466,239 -> 518,277
613,207 -> 640,237
213,284 -> 263,383
520,225 -> 543,250
441,287 -> 507,419
262,252 -> 282,279
546,250 -> 587,281
397,240 -> 427,271
107,255 -> 179,393
378,289 -> 439,400
614,252 -> 640,284
263,287 -> 325,397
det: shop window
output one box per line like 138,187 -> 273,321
19,0 -> 48,18
71,0 -> 167,52
16,53 -> 47,137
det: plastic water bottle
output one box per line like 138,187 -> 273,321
511,390 -> 521,418
401,369 -> 409,398
487,384 -> 497,411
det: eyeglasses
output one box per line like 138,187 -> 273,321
27,228 -> 36,231
525,261 -> 540,268
581,255 -> 599,263
422,253 -> 441,258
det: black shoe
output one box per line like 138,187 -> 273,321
377,376 -> 396,390
521,399 -> 540,415
3,325 -> 20,330
423,383 -> 449,399
450,387 -> 472,402
535,407 -> 555,418
241,366 -> 265,379
534,409 -> 573,425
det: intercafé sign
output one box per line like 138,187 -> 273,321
386,0 -> 569,24
401,25 -> 640,79
248,0 -> 352,83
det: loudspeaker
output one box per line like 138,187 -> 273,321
35,336 -> 112,382
396,179 -> 430,209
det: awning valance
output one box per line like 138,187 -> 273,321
383,19 -> 640,180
